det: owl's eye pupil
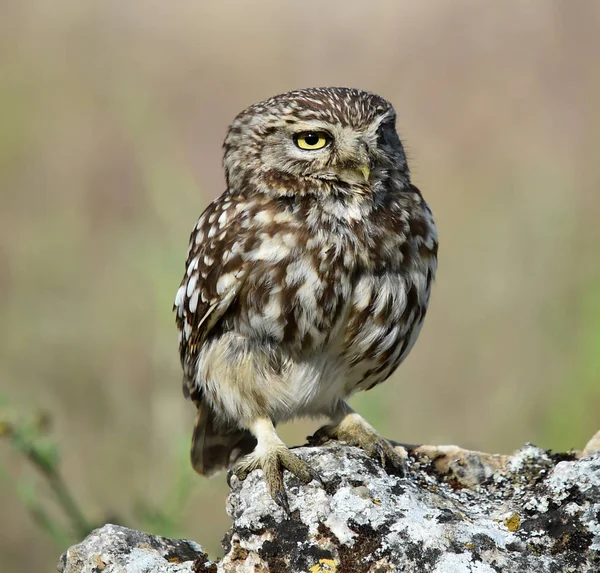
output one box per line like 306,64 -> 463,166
304,133 -> 319,145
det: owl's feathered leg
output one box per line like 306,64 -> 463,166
309,402 -> 406,476
229,418 -> 321,512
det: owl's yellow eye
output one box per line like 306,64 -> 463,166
294,131 -> 330,150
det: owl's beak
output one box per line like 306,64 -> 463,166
357,164 -> 371,182
355,141 -> 373,182
332,142 -> 372,186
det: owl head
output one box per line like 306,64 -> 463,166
222,87 -> 409,197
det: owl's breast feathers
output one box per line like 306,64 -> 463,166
175,186 -> 437,397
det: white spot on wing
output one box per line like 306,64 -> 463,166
273,211 -> 293,224
281,233 -> 297,249
186,275 -> 197,297
188,290 -> 200,313
250,235 -> 290,261
218,211 -> 229,227
174,286 -> 186,314
254,210 -> 274,224
187,257 -> 199,276
352,277 -> 372,312
216,272 -> 236,295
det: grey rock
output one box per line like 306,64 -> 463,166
57,523 -> 215,573
59,439 -> 600,573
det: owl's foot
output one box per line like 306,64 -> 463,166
309,411 -> 406,477
229,419 -> 321,513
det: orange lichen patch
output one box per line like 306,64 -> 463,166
505,513 -> 521,532
309,558 -> 338,572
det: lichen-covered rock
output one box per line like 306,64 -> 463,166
223,442 -> 600,572
57,523 -> 215,573
58,437 -> 600,573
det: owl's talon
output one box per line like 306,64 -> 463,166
274,490 -> 290,515
308,465 -> 324,486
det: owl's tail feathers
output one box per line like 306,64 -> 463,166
190,401 -> 257,476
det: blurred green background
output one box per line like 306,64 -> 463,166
1,0 -> 599,570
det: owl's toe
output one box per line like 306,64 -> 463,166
362,434 -> 406,476
309,412 -> 407,477
277,447 -> 320,485
229,446 -> 321,513
229,452 -> 262,483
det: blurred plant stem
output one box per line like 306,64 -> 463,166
0,396 -> 196,547
0,398 -> 92,546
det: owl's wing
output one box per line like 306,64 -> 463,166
174,193 -> 250,398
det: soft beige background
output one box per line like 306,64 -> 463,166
1,1 -> 599,571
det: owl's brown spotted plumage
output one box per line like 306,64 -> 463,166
174,87 -> 438,509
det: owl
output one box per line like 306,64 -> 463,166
174,87 -> 438,510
